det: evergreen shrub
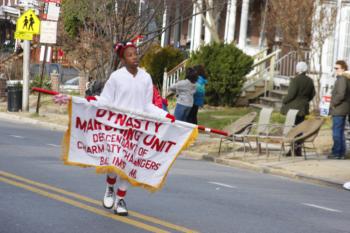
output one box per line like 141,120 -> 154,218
188,43 -> 253,106
140,45 -> 185,88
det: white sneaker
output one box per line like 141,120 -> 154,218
113,199 -> 128,216
343,181 -> 350,190
102,186 -> 115,209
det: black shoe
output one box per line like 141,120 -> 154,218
284,151 -> 291,157
327,154 -> 338,159
295,147 -> 302,157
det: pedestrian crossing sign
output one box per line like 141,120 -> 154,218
16,9 -> 41,35
14,32 -> 33,41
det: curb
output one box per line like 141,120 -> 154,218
0,112 -> 67,132
202,154 -> 344,189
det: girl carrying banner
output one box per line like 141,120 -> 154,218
54,41 -> 175,216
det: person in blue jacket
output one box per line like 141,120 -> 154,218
188,65 -> 208,124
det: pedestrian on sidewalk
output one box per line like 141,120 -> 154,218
169,67 -> 198,122
187,65 -> 208,124
281,61 -> 315,156
329,60 -> 350,159
85,76 -> 95,97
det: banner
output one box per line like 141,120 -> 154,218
62,97 -> 198,192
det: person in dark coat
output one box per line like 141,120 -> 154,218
281,61 -> 315,156
329,60 -> 350,159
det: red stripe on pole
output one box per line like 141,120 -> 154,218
32,87 -> 60,95
31,87 -> 229,137
197,125 -> 228,136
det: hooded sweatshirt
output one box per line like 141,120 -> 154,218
169,79 -> 196,107
330,71 -> 350,116
193,75 -> 208,107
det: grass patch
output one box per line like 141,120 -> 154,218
197,106 -> 332,132
198,107 -> 253,129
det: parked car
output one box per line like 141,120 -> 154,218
30,63 -> 79,84
60,76 -> 80,93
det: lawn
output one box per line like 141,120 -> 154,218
197,107 -> 286,130
196,106 -> 332,131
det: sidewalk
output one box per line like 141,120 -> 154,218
183,133 -> 350,189
1,100 -> 349,189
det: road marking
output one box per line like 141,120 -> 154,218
47,144 -> 60,147
0,176 -> 169,233
9,135 -> 24,139
0,170 -> 197,233
208,182 -> 237,189
302,203 -> 342,213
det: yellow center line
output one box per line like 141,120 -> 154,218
0,170 -> 198,233
0,176 -> 169,233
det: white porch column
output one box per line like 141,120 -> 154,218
190,4 -> 196,51
238,0 -> 250,49
173,1 -> 181,47
224,0 -> 237,43
204,0 -> 214,44
161,3 -> 169,47
190,0 -> 203,52
333,0 -> 342,64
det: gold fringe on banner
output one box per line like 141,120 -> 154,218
61,99 -> 199,192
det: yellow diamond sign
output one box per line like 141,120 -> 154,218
16,9 -> 41,35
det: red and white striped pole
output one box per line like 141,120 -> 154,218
32,87 -> 229,137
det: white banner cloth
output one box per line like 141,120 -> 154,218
62,97 -> 198,191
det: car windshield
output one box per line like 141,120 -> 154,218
64,77 -> 79,85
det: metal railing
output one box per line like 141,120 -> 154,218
162,59 -> 188,97
241,49 -> 312,98
242,49 -> 281,96
275,50 -> 311,77
161,48 -> 271,98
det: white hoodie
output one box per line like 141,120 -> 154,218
99,67 -> 167,117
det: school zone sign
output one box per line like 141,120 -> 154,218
62,97 -> 198,191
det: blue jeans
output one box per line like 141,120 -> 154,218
332,116 -> 346,157
174,104 -> 192,122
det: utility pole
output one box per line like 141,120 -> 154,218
22,40 -> 30,112
22,5 -> 30,112
36,44 -> 47,114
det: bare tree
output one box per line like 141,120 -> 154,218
265,0 -> 338,111
267,0 -> 314,52
59,0 -> 231,83
309,0 -> 337,110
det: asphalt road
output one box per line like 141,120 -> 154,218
0,119 -> 349,233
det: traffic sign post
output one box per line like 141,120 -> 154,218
15,9 -> 40,36
35,1 -> 60,114
15,9 -> 41,112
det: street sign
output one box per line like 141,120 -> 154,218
14,31 -> 33,41
16,9 -> 40,35
40,45 -> 52,62
42,1 -> 61,21
320,95 -> 331,116
47,2 -> 60,21
40,21 -> 57,44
